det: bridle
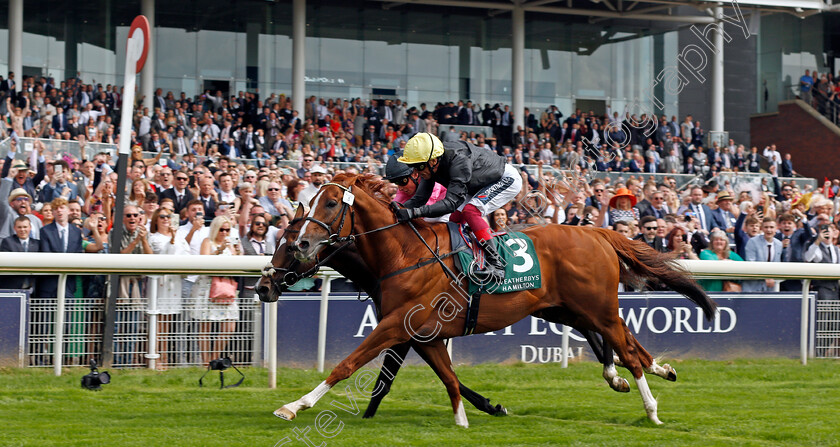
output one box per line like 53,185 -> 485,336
260,182 -> 399,290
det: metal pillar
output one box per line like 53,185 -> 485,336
292,0 -> 306,116
511,4 -> 525,133
710,4 -> 724,133
316,274 -> 333,373
140,0 -> 155,112
53,274 -> 68,376
8,0 -> 23,82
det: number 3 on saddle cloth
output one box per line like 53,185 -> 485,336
445,222 -> 543,335
451,224 -> 542,294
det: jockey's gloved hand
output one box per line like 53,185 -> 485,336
395,208 -> 415,222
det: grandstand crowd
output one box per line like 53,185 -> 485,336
2,72 -> 838,365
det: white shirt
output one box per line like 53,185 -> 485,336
175,221 -> 210,282
219,190 -> 236,203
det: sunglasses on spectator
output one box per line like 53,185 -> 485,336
304,159 -> 314,162
97,216 -> 107,221
594,189 -> 605,193
125,213 -> 139,218
176,176 -> 188,181
159,214 -> 171,219
219,228 -> 231,233
644,226 -> 658,230
267,187 -> 281,192
252,221 -> 267,227
13,197 -> 30,202
653,197 -> 664,201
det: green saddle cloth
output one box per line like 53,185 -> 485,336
455,231 -> 542,295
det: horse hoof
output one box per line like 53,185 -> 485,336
274,406 -> 296,421
665,365 -> 677,382
649,415 -> 664,425
611,377 -> 631,393
493,404 -> 508,416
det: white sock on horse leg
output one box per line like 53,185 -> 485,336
634,375 -> 662,425
454,400 -> 469,428
287,381 -> 332,414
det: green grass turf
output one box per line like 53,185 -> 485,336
2,359 -> 839,447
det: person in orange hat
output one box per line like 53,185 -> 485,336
607,187 -> 639,228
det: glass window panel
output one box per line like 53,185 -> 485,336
156,27 -> 197,82
197,30 -> 236,79
319,38 -> 363,87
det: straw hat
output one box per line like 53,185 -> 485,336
715,191 -> 734,203
792,192 -> 812,209
609,188 -> 637,208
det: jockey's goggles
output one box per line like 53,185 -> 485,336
407,162 -> 428,172
392,176 -> 412,186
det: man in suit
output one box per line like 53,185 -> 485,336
197,177 -> 218,223
159,172 -> 195,214
684,186 -> 715,232
0,216 -> 40,289
634,216 -> 668,252
781,153 -> 796,177
710,191 -> 737,236
641,190 -> 670,219
37,198 -> 84,298
52,107 -> 69,133
743,217 -> 783,292
803,223 -> 840,300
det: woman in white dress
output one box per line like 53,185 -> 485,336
148,208 -> 188,369
193,216 -> 242,364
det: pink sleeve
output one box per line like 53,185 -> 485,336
394,190 -> 411,204
428,184 -> 448,205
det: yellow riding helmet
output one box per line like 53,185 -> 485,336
398,133 -> 444,164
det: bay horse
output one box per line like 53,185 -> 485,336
258,212 -> 507,418
273,174 -> 715,426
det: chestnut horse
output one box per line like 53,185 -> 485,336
258,214 -> 683,418
258,212 -> 507,418
272,174 -> 715,426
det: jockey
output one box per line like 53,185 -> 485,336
396,133 -> 522,281
384,155 -> 449,223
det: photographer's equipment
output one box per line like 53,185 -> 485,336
199,356 -> 245,389
81,359 -> 111,390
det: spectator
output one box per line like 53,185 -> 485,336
159,171 -> 195,215
148,208 -> 188,369
113,204 -> 152,365
490,208 -> 508,232
665,226 -> 699,260
803,222 -> 840,300
711,191 -> 737,236
37,197 -> 83,298
193,216 -> 241,364
698,229 -> 744,291
743,217 -> 782,292
607,188 -> 639,225
0,188 -> 42,239
634,216 -> 668,252
0,216 -> 39,290
614,220 -> 633,239
298,164 -> 327,205
175,200 -> 209,299
799,69 -> 814,104
1,138 -> 46,200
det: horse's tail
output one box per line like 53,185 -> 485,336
599,229 -> 717,320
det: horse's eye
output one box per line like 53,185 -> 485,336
327,200 -> 338,208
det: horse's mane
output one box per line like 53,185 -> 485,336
335,173 -> 394,208
333,173 -> 435,229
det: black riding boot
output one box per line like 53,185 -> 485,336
473,239 -> 506,282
